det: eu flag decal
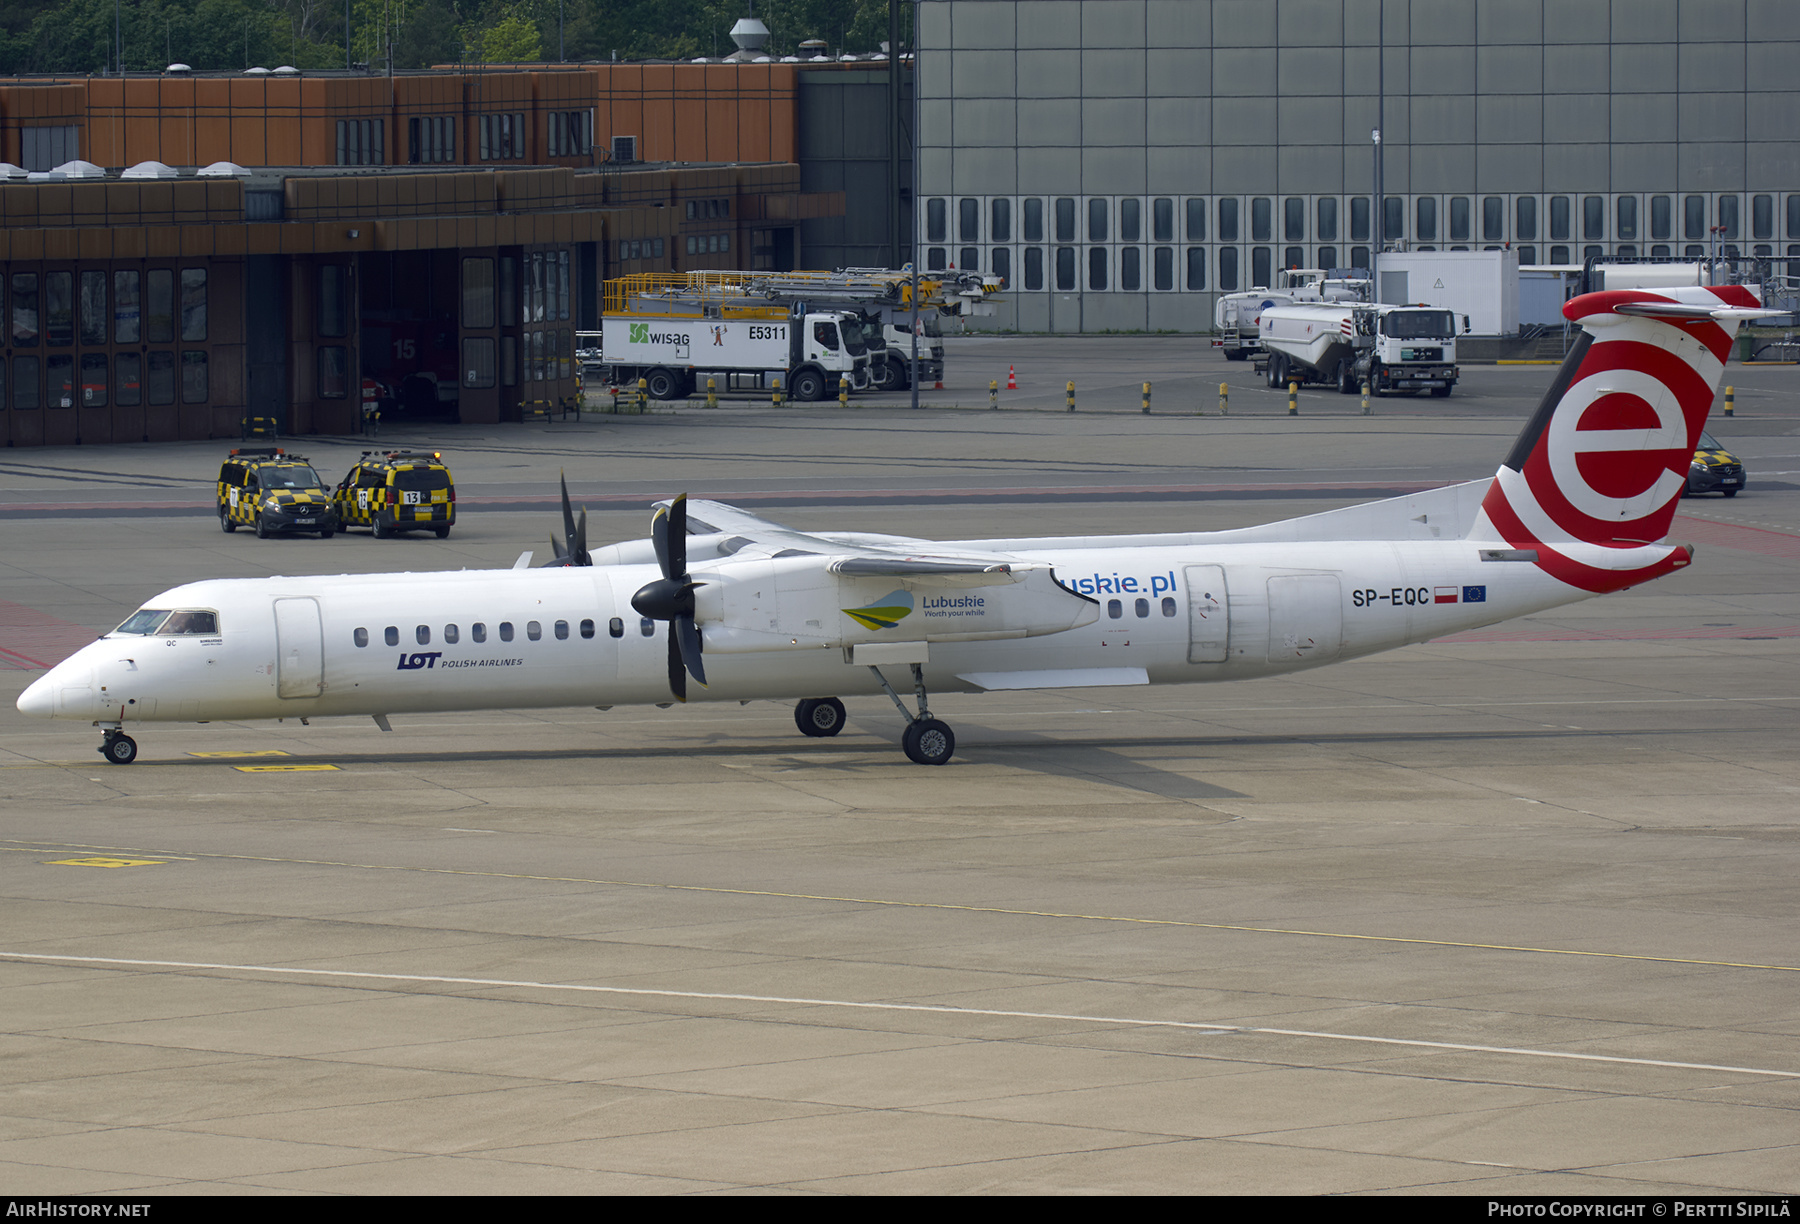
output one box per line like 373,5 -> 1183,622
1463,585 -> 1487,603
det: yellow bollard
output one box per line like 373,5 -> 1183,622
772,377 -> 783,408
1724,385 -> 1735,417
1066,380 -> 1076,412
989,379 -> 998,409
1288,379 -> 1298,416
707,377 -> 717,409
1142,381 -> 1152,415
636,378 -> 647,414
1362,383 -> 1371,415
839,376 -> 849,408
1218,382 -> 1228,416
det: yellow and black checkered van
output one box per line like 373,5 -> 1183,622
333,451 -> 456,539
217,448 -> 340,538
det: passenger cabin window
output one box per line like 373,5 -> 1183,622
385,626 -> 399,646
472,623 -> 487,643
609,618 -> 624,638
416,625 -> 431,645
526,621 -> 542,641
640,618 -> 655,637
354,628 -> 369,647
580,619 -> 595,639
499,622 -> 514,642
554,620 -> 569,640
1162,597 -> 1177,617
1135,598 -> 1150,618
1107,599 -> 1122,619
444,624 -> 459,644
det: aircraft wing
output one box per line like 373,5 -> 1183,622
672,498 -> 1028,585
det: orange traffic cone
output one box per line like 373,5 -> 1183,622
1006,365 -> 1017,390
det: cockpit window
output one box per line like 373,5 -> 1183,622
156,610 -> 219,635
114,609 -> 171,635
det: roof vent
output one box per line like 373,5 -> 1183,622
122,160 -> 180,180
729,17 -> 770,54
165,62 -> 191,74
243,66 -> 270,75
51,159 -> 106,179
272,65 -> 299,76
0,163 -> 26,180
198,160 -> 250,178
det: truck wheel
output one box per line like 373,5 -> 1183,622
1265,354 -> 1286,389
1225,349 -> 1247,362
791,368 -> 826,402
1337,360 -> 1356,394
646,368 -> 679,400
876,357 -> 905,391
1430,385 -> 1452,398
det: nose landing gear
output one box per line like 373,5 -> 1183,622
868,663 -> 955,766
98,727 -> 138,765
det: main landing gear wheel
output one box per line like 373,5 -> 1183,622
795,697 -> 847,737
866,662 -> 957,765
901,718 -> 955,766
99,731 -> 137,765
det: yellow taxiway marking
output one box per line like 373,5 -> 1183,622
46,857 -> 166,869
187,750 -> 291,759
2,951 -> 1796,1081
2,839 -> 1795,976
232,764 -> 340,773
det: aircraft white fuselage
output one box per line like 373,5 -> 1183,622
23,517 -> 1575,726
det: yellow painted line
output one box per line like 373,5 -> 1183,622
1,840 -> 1795,976
1495,359 -> 1561,365
46,857 -> 166,868
233,763 -> 340,773
187,750 -> 291,759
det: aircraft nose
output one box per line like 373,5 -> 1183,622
16,672 -> 55,718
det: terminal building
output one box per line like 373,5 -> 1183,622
0,65 -> 847,446
912,0 -> 1800,331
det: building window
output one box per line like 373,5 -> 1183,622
1218,198 -> 1238,243
146,351 -> 175,405
318,265 -> 348,338
1753,194 -> 1774,241
1024,246 -> 1043,290
1718,194 -> 1740,240
180,269 -> 206,341
1482,197 -> 1504,242
46,354 -> 72,408
959,246 -> 978,271
1055,246 -> 1076,290
1153,246 -> 1173,290
1251,247 -> 1272,287
992,247 -> 1011,285
409,115 -> 457,164
463,337 -> 495,388
1583,196 -> 1605,241
1318,197 -> 1338,242
1056,198 -> 1076,242
1652,195 -> 1674,240
12,356 -> 36,408
1152,197 -> 1173,243
79,271 -> 106,345
115,353 -> 140,405
318,347 -> 347,398
1549,196 -> 1571,241
1186,198 -> 1206,242
80,353 -> 107,407
113,271 -> 139,343
1449,196 -> 1471,243
1350,197 -> 1370,242
335,119 -> 383,166
1217,246 -> 1237,291
1382,196 -> 1404,242
1120,197 -> 1140,243
1023,197 -> 1044,242
462,257 -> 494,328
1685,196 -> 1707,241
1416,197 -> 1437,242
1319,246 -> 1337,270
20,125 -> 77,172
959,197 -> 979,243
1517,196 -> 1538,241
926,198 -> 946,242
1284,197 -> 1304,242
1185,246 -> 1206,290
1618,196 -> 1639,241
11,273 -> 38,346
547,110 -> 593,156
43,272 -> 72,346
1120,246 -> 1140,291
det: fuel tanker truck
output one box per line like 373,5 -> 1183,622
1255,302 -> 1463,397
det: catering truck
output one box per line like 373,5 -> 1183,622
599,275 -> 872,401
1256,302 -> 1462,397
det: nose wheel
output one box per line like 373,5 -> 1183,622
868,664 -> 956,766
99,729 -> 138,765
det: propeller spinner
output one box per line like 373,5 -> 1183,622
630,494 -> 707,700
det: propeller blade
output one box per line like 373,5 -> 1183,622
549,532 -> 568,561
574,508 -> 589,566
675,615 -> 707,688
665,630 -> 686,703
560,472 -> 577,547
666,494 -> 688,580
651,505 -> 672,580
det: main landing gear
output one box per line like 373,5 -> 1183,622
868,663 -> 955,766
98,725 -> 138,765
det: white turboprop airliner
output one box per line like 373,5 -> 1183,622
17,285 -> 1774,766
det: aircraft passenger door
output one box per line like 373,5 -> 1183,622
1266,575 -> 1342,664
273,598 -> 325,698
1184,565 -> 1229,663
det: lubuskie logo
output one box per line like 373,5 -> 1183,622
397,652 -> 442,670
